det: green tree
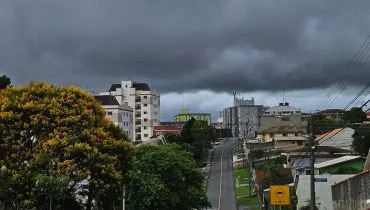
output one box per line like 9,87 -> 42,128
173,118 -> 213,165
164,133 -> 181,144
352,124 -> 370,156
126,144 -> 210,210
343,107 -> 366,123
0,75 -> 10,90
248,149 -> 265,160
35,174 -> 69,209
0,82 -> 134,209
308,114 -> 343,135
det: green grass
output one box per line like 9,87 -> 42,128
234,168 -> 260,207
238,197 -> 260,205
234,168 -> 249,185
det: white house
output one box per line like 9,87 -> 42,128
263,102 -> 302,116
95,95 -> 133,140
99,80 -> 160,142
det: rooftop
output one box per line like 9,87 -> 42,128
314,155 -> 362,169
315,128 -> 344,141
109,84 -> 121,92
108,82 -> 151,92
265,105 -> 300,112
175,113 -> 211,116
95,95 -> 120,106
279,145 -> 354,154
154,125 -> 183,131
313,109 -> 345,115
133,82 -> 150,91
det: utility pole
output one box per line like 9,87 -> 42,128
309,117 -> 316,210
122,185 -> 125,210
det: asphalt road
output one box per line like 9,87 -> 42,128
207,139 -> 238,210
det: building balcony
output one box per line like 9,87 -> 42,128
135,97 -> 141,102
135,120 -> 141,125
135,113 -> 141,118
135,105 -> 141,110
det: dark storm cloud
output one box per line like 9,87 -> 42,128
1,0 -> 370,93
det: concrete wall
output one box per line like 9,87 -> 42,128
332,170 -> 370,210
296,174 -> 354,210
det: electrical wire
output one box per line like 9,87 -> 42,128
318,36 -> 370,110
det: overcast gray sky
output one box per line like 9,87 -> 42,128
1,0 -> 370,121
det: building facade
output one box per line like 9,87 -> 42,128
263,102 -> 302,116
223,97 -> 264,139
95,95 -> 133,140
153,125 -> 183,136
99,80 -> 160,142
173,109 -> 211,125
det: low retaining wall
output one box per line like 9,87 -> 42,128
332,170 -> 370,210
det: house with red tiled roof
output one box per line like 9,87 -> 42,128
153,125 -> 183,136
315,127 -> 355,151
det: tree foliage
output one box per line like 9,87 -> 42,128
343,107 -> 366,124
126,144 -> 210,210
248,149 -> 265,160
0,75 -> 10,90
167,118 -> 213,165
352,124 -> 370,156
0,82 -> 134,209
308,114 -> 343,135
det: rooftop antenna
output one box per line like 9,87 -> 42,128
283,88 -> 285,103
233,91 -> 237,100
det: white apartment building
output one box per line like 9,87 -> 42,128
99,80 -> 160,142
95,95 -> 133,140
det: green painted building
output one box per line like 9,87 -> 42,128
174,109 -> 211,125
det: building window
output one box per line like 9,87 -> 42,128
144,104 -> 148,107
283,133 -> 287,136
144,111 -> 147,114
144,118 -> 148,122
291,141 -> 295,144
144,134 -> 148,137
144,126 -> 147,130
143,96 -> 147,99
297,141 -> 303,146
295,133 -> 298,136
107,111 -> 112,115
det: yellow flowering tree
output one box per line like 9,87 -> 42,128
0,82 -> 134,209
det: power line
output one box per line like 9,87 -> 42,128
344,83 -> 370,110
319,36 -> 370,110
325,42 -> 370,109
318,38 -> 369,109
